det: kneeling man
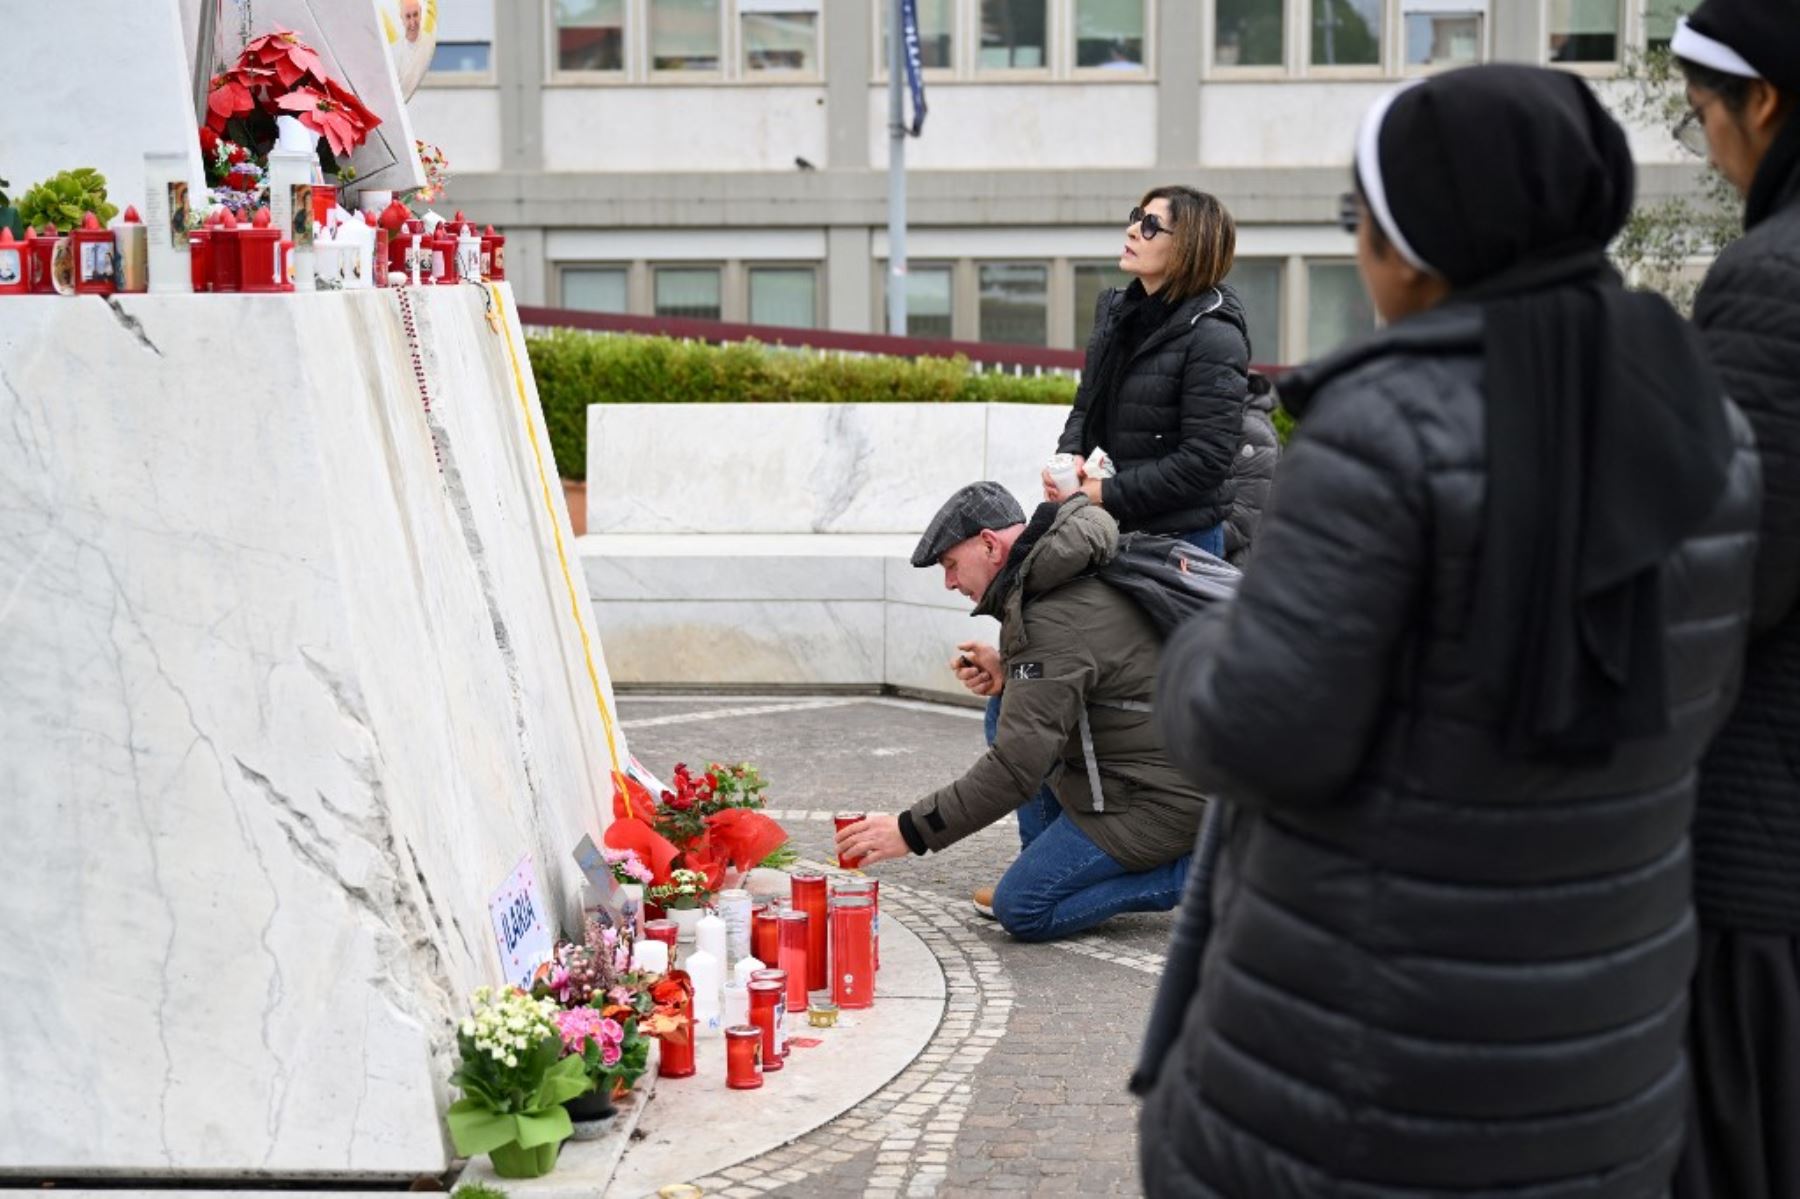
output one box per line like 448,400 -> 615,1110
837,482 -> 1203,942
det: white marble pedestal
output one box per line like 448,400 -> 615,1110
0,287 -> 623,1179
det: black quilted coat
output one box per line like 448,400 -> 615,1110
1690,153 -> 1800,932
1142,307 -> 1761,1197
1057,286 -> 1249,537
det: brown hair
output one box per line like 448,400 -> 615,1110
1137,185 -> 1236,302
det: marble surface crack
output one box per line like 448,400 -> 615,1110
104,297 -> 163,357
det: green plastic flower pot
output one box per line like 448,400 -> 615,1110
487,1138 -> 562,1178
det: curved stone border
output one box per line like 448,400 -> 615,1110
669,880 -> 1014,1199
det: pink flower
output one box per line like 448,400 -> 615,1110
552,1007 -> 607,1055
601,1041 -> 621,1066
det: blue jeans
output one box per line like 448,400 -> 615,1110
982,695 -> 1190,942
1183,523 -> 1226,557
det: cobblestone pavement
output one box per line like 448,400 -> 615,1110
617,694 -> 1175,1198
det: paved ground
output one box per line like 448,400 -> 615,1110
616,694 -> 1175,1198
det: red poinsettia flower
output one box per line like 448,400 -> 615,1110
275,85 -> 372,158
206,71 -> 257,133
242,28 -> 327,91
222,170 -> 256,192
321,75 -> 382,138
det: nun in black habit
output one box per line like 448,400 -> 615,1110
1136,64 -> 1763,1198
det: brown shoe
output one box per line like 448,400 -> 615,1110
972,887 -> 997,920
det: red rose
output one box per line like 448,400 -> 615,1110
199,127 -> 220,160
228,146 -> 249,165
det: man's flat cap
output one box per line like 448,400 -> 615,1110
910,481 -> 1026,568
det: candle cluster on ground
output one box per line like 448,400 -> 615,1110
653,869 -> 882,1093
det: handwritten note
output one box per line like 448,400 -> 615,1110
488,856 -> 553,989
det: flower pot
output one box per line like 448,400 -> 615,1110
666,905 -> 706,942
487,1138 -> 562,1179
565,1087 -> 617,1123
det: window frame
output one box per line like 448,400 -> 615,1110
1202,0 -> 1505,79
1396,0 -> 1490,75
652,261 -> 728,320
973,0 -> 1057,79
546,0 -> 631,80
745,261 -> 824,328
975,259 -> 1053,347
1541,0 -> 1628,74
737,0 -> 826,79
557,262 -> 635,312
421,0 -> 499,86
1065,0 -> 1157,80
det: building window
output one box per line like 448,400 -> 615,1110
898,265 -> 955,339
1403,1 -> 1484,67
1072,261 -> 1130,348
979,262 -> 1049,346
1307,262 -> 1375,357
554,0 -> 625,71
1547,0 -> 1619,63
979,0 -> 1048,69
654,266 -> 722,319
749,267 -> 818,327
1313,0 -> 1383,66
742,3 -> 820,73
1075,0 -> 1147,69
1225,259 -> 1283,365
427,0 -> 494,75
1643,0 -> 1686,52
562,266 -> 631,313
1215,0 -> 1284,66
651,0 -> 722,71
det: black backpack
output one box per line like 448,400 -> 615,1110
1092,531 -> 1241,639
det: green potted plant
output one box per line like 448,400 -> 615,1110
16,168 -> 118,233
647,868 -> 715,942
445,986 -> 589,1178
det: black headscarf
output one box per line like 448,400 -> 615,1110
1360,65 -> 1737,760
1676,0 -> 1800,229
1080,279 -> 1170,454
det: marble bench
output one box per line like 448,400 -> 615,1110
581,401 -> 1070,695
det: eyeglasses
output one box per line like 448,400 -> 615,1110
1673,103 -> 1712,158
1127,207 -> 1173,241
1338,191 -> 1361,235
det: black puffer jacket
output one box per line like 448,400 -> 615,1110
1057,285 -> 1249,536
1691,150 -> 1800,932
1222,373 -> 1279,566
1142,308 -> 1761,1197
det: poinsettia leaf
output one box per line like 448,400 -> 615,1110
513,1106 -> 574,1150
444,1101 -> 519,1156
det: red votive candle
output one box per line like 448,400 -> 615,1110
751,903 -> 781,966
725,1025 -> 763,1089
790,872 -> 830,992
834,877 -> 880,972
750,968 -> 791,1057
778,909 -> 810,1010
830,896 -> 876,1010
834,812 -> 868,869
747,979 -> 785,1071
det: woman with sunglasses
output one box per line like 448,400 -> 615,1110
1042,186 -> 1250,556
1666,4 -> 1800,1196
1137,64 -> 1759,1197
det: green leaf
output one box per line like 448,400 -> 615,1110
444,1101 -> 520,1157
512,1107 -> 573,1150
532,1054 -> 590,1109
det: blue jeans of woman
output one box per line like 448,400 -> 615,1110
981,696 -> 1189,942
1184,523 -> 1226,557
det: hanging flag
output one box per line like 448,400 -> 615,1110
901,0 -> 928,136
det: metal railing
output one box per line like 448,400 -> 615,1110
516,306 -> 1089,376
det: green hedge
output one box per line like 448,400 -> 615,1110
527,329 -> 1077,481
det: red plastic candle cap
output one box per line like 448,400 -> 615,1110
122,206 -> 142,223
252,207 -> 271,228
221,210 -> 238,229
484,225 -> 498,236
379,200 -> 411,231
0,228 -> 15,246
81,212 -> 101,230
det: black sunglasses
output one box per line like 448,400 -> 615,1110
1128,206 -> 1173,241
1338,191 -> 1360,235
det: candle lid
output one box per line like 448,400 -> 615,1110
484,224 -> 498,235
747,978 -> 782,993
379,199 -> 411,231
725,1024 -> 761,1038
81,212 -> 101,230
121,206 -> 142,224
252,207 -> 272,228
0,228 -> 14,246
220,210 -> 238,229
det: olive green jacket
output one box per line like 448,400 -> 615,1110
905,498 -> 1207,871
